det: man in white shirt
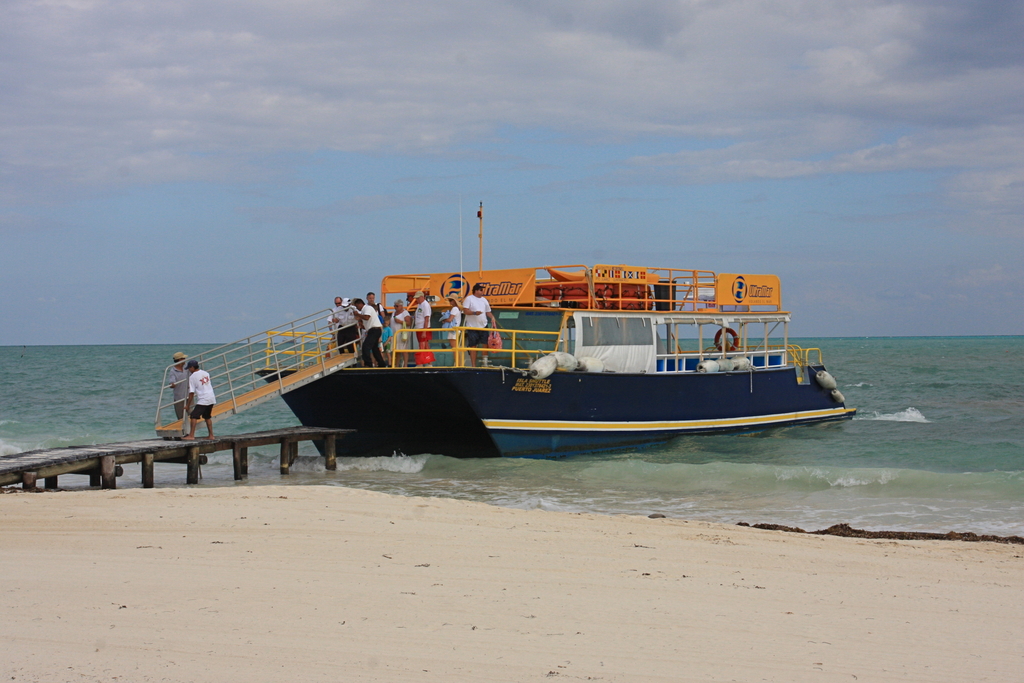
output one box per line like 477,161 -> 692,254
352,297 -> 387,367
463,283 -> 498,367
413,290 -> 433,367
183,359 -> 217,440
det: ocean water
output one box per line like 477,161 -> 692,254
2,338 -> 1022,535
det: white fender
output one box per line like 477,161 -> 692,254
528,355 -> 558,379
575,356 -> 605,373
718,358 -> 735,372
552,352 -> 578,372
815,370 -> 837,390
731,356 -> 752,371
696,360 -> 720,373
831,389 -> 846,403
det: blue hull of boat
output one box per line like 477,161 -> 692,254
279,364 -> 854,458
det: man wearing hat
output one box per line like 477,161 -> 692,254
463,282 -> 498,367
168,352 -> 191,435
336,297 -> 359,355
413,291 -> 434,367
184,359 -> 216,440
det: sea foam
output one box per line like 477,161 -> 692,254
856,407 -> 929,422
335,453 -> 429,474
0,439 -> 22,457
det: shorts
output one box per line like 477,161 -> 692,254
466,329 -> 489,347
191,403 -> 214,420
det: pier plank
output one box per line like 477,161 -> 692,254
0,427 -> 352,488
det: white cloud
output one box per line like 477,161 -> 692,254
1,0 -> 1023,227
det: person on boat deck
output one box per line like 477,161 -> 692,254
352,298 -> 387,368
326,297 -> 344,357
413,290 -> 434,367
463,283 -> 497,367
332,297 -> 358,355
442,295 -> 463,353
167,352 -> 191,435
391,299 -> 412,368
380,312 -> 394,361
366,291 -> 386,323
183,359 -> 216,441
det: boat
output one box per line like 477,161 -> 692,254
156,261 -> 855,457
279,264 -> 856,457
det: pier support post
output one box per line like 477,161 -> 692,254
21,471 -> 37,491
241,447 -> 248,476
232,443 -> 246,481
89,470 -> 101,487
142,453 -> 155,489
186,446 -> 200,485
325,435 -> 337,471
44,476 -> 58,489
279,439 -> 291,475
100,456 -> 116,489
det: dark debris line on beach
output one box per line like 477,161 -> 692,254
3,483 -> 1021,546
736,522 -> 1024,545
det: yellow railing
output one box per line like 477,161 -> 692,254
265,330 -> 337,362
387,326 -> 563,368
787,345 -> 823,368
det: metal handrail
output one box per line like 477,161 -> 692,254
388,326 -> 562,368
787,345 -> 823,368
154,309 -> 357,430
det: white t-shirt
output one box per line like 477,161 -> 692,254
462,294 -> 491,328
326,305 -> 344,329
391,310 -> 410,334
446,307 -> 462,339
415,301 -> 432,329
359,304 -> 383,329
188,369 -> 216,406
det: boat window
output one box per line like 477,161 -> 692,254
581,317 -> 652,346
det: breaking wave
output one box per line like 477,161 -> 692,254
856,407 -> 929,422
335,453 -> 430,474
0,438 -> 22,457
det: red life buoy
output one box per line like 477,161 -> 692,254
714,327 -> 739,352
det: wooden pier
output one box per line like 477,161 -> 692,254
0,427 -> 352,490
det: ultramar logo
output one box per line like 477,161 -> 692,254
440,274 -> 467,299
476,281 -> 524,298
732,275 -> 773,303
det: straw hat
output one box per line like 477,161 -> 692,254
172,352 -> 187,362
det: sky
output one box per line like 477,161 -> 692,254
2,0 -> 1022,345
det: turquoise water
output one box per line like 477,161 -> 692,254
2,338 -> 1022,535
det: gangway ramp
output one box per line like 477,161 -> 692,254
156,310 -> 358,437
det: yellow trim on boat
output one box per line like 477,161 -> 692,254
483,408 -> 856,432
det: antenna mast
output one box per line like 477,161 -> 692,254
477,201 -> 484,274
458,195 -> 464,296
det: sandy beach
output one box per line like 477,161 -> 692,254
2,485 -> 1021,682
